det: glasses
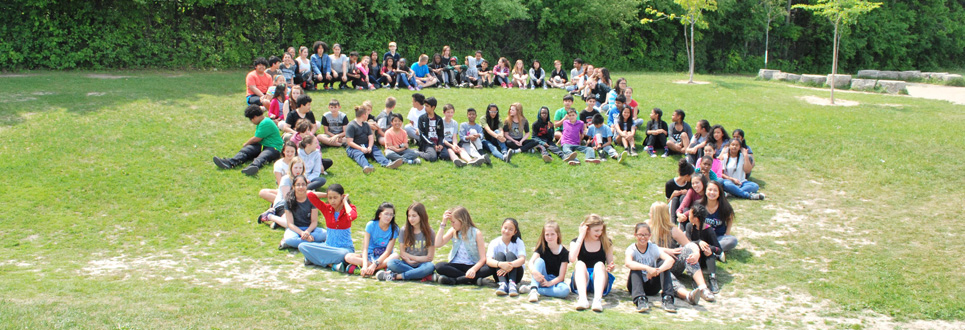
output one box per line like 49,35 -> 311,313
635,233 -> 651,238
381,213 -> 394,217
488,110 -> 498,113
294,183 -> 308,187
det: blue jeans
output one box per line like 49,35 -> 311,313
563,144 -> 594,160
282,227 -> 327,248
529,258 -> 571,298
721,179 -> 759,199
596,145 -> 618,158
397,73 -> 416,88
346,143 -> 390,168
482,140 -> 505,159
386,259 -> 436,280
299,242 -> 352,267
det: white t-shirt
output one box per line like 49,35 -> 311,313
407,106 -> 426,125
296,57 -> 311,73
487,237 -> 526,258
273,159 -> 289,176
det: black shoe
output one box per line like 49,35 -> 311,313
709,274 -> 720,294
213,157 -> 232,169
635,296 -> 650,313
304,259 -> 313,266
662,296 -> 677,313
241,165 -> 259,176
437,275 -> 456,285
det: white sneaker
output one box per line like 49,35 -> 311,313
575,297 -> 590,311
591,297 -> 603,312
362,166 -> 374,174
386,159 -> 403,169
527,289 -> 539,302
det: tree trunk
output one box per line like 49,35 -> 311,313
765,16 -> 772,69
830,17 -> 839,105
689,20 -> 696,84
786,0 -> 792,25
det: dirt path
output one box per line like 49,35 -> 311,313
905,83 -> 965,105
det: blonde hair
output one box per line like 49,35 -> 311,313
512,59 -> 525,75
388,41 -> 397,47
450,206 -> 477,239
287,157 -> 305,177
581,214 -> 612,255
648,202 -> 675,248
535,220 -> 562,252
503,102 -> 527,129
419,54 -> 429,62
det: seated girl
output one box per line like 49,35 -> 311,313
701,181 -> 738,255
502,103 -> 538,156
531,106 -> 567,161
683,204 -> 723,294
719,139 -> 764,200
434,206 -> 493,285
666,159 -> 695,224
380,202 -> 436,282
299,184 -> 358,270
258,157 -> 303,229
493,58 -> 511,88
380,57 -> 398,89
267,83 -> 287,123
648,201 -> 715,308
527,220 -> 570,302
278,175 -> 327,249
614,106 -> 637,156
343,203 -> 399,276
368,51 -> 382,89
511,59 -> 529,89
625,223 -> 676,313
394,58 -> 417,91
297,136 -> 327,191
731,129 -> 755,178
486,218 -> 527,296
569,214 -> 616,312
676,173 -> 708,228
529,60 -> 546,89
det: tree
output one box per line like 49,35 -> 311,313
642,0 -> 718,84
794,0 -> 881,104
756,0 -> 789,69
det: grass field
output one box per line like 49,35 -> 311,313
1,71 -> 963,329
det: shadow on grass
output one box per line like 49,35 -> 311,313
711,79 -> 756,91
749,176 -> 766,189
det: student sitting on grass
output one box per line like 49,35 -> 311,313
213,105 -> 283,176
318,99 -> 349,147
435,206 -> 494,285
441,104 -> 485,167
532,106 -> 568,162
458,108 -> 493,166
529,59 -> 546,89
503,103 -> 539,156
548,60 -> 568,89
493,58 -> 511,88
374,97 -> 397,146
685,119 -> 711,165
642,108 -> 668,157
266,83 -> 287,123
257,156 -> 304,230
701,181 -> 739,256
281,95 -> 316,140
623,87 -> 645,128
429,53 -> 449,88
676,173 -> 709,228
278,175 -> 326,249
666,159 -> 694,225
666,109 -> 692,157
527,220 -> 571,302
603,78 -> 628,117
245,57 -> 273,107
256,141 -> 294,212
565,60 -> 587,93
708,124 -> 730,158
697,154 -> 721,182
280,53 -> 296,87
328,44 -> 350,90
625,223 -> 676,313
367,51 -> 382,89
379,202 -> 436,282
404,93 -> 426,140
295,46 -> 312,89
731,129 -> 755,178
300,184 -> 358,269
569,214 -> 616,312
345,106 -> 404,174
579,98 -> 601,129
417,97 -> 445,162
684,204 -> 723,294
648,201 -> 714,308
379,57 -> 397,89
383,114 -> 426,165
463,56 -> 482,88
482,104 -> 512,162
614,106 -> 639,157
395,58 -> 418,90
411,54 -> 438,89
486,218 -> 527,296
478,60 -> 494,88
553,94 -> 577,141
281,86 -> 303,124
511,59 -> 529,89
383,41 -> 401,64
560,109 -> 592,166
297,135 -> 328,190
310,41 -> 333,90
719,139 -> 764,200
353,53 -> 375,90
343,203 -> 399,277
586,114 -> 623,163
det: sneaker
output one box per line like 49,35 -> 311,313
362,166 -> 375,174
386,159 -> 403,169
750,193 -> 766,200
346,264 -> 359,275
501,83 -> 507,88
575,297 -> 590,311
414,158 -> 422,165
527,289 -> 539,302
394,86 -> 399,90
408,86 -> 415,91
483,153 -> 492,165
661,151 -> 669,158
415,85 -> 422,91
468,158 -> 482,166
709,274 -> 720,293
635,297 -> 650,313
304,259 -> 313,266
630,148 -> 639,157
530,86 -> 535,90
332,262 -> 345,272
357,86 -> 364,90
212,157 -> 233,169
686,288 -> 702,305
495,282 -> 508,296
437,274 -> 456,285
702,288 -> 716,302
563,152 -> 578,162
662,296 -> 677,313
241,165 -> 259,176
454,159 -> 467,167
376,270 -> 393,281
508,281 -> 519,297
541,153 -> 552,163
591,297 -> 603,312
568,160 -> 581,166
586,158 -> 601,164
421,274 -> 437,282
543,85 -> 548,90
718,251 -> 727,263
502,151 -> 513,163
617,151 -> 627,163
648,149 -> 656,157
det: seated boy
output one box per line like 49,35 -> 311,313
417,97 -> 445,162
345,106 -> 403,173
553,94 -> 576,142
410,54 -> 438,89
245,57 -> 273,107
643,107 -> 669,157
404,93 -> 426,140
559,110 -> 592,165
586,114 -> 623,162
318,99 -> 349,147
213,105 -> 283,176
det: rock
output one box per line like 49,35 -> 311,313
899,71 -> 922,81
923,72 -> 949,80
856,70 -> 879,79
758,69 -> 780,80
826,74 -> 852,89
877,71 -> 901,80
785,74 -> 801,82
850,79 -> 877,91
942,74 -> 963,82
800,74 -> 827,85
774,72 -> 789,81
875,80 -> 907,94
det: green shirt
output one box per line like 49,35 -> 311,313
695,167 -> 718,181
254,117 -> 283,151
553,107 -> 570,132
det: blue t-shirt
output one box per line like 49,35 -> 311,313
365,220 -> 399,260
606,106 -> 622,126
411,63 -> 430,78
586,124 -> 614,147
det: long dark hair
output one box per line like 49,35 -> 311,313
733,129 -> 748,149
700,180 -> 734,229
613,77 -> 627,96
485,103 -> 500,129
692,172 -> 709,197
326,183 -> 350,205
708,124 -> 729,148
502,218 -> 522,243
689,203 -> 709,233
372,202 -> 398,238
403,202 -> 434,248
285,175 -> 308,214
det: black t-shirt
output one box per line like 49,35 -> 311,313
345,120 -> 372,146
551,68 -> 568,82
647,120 -> 668,135
502,119 -> 529,141
286,110 -> 316,129
532,120 -> 554,142
665,177 -> 692,199
535,244 -> 569,277
579,109 -> 600,126
685,222 -> 721,257
287,197 -> 316,228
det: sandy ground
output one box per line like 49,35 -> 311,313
905,83 -> 965,105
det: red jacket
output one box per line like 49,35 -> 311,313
307,193 -> 357,229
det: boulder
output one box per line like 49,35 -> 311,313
826,74 -> 852,89
899,71 -> 922,81
758,69 -> 780,80
773,72 -> 789,81
875,80 -> 907,94
877,71 -> 901,80
942,74 -> 963,82
800,74 -> 827,85
785,73 -> 802,82
850,78 -> 877,91
923,72 -> 949,80
856,70 -> 879,79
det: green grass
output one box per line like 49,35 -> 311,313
1,71 -> 963,328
